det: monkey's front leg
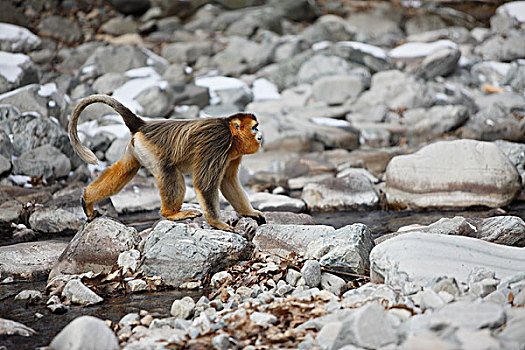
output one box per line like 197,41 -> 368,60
220,158 -> 266,225
194,186 -> 235,232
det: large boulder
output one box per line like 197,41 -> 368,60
370,232 -> 525,290
48,217 -> 140,280
385,140 -> 522,209
141,221 -> 250,287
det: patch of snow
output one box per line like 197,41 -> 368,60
81,65 -> 95,74
38,82 -> 57,97
389,40 -> 457,59
112,76 -> 168,114
0,23 -> 40,51
312,41 -> 331,51
0,51 -> 30,83
8,174 -> 31,186
337,41 -> 388,60
497,1 -> 525,22
87,161 -> 107,174
195,75 -> 250,106
252,78 -> 280,102
311,117 -> 351,128
125,67 -> 161,79
48,100 -> 57,108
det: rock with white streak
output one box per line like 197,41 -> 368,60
385,140 -> 522,209
0,51 -> 39,94
370,232 -> 525,290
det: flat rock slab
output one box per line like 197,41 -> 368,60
253,224 -> 335,257
141,221 -> 250,287
385,139 -> 522,209
370,232 -> 525,289
249,192 -> 306,213
0,240 -> 68,280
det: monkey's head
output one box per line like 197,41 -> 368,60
229,113 -> 263,155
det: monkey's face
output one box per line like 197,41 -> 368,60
230,114 -> 263,155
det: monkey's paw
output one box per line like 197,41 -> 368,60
164,210 -> 202,221
210,222 -> 235,232
243,210 -> 266,225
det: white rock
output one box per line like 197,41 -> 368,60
388,40 -> 457,59
0,23 -> 41,52
118,249 -> 141,273
248,192 -> 306,213
62,280 -> 103,306
128,279 -> 147,293
370,232 -> 525,289
50,316 -> 119,350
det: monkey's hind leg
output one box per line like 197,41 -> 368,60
194,186 -> 234,232
158,165 -> 202,221
83,146 -> 141,220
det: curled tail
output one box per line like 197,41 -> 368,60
68,95 -> 145,165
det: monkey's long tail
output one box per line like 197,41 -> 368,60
68,94 -> 146,165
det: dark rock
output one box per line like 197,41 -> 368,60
12,144 -> 71,180
37,16 -> 82,43
110,0 -> 150,15
48,217 -> 140,280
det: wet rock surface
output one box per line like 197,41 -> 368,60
1,1 -> 525,349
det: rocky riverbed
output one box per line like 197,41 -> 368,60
1,0 -> 525,349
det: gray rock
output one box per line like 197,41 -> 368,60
407,26 -> 473,44
474,91 -> 525,113
212,333 -> 235,350
0,23 -> 41,53
250,312 -> 278,326
342,283 -> 403,308
345,3 -> 403,45
14,290 -> 43,303
453,328 -> 504,350
0,52 -> 39,94
416,289 -> 445,310
0,129 -> 13,159
170,296 -> 195,319
418,47 -> 461,79
162,41 -> 213,64
211,36 -> 273,75
0,83 -> 70,129
48,217 -> 140,280
211,271 -> 233,287
135,85 -> 173,118
301,260 -> 322,288
404,105 -> 468,144
300,15 -> 356,45
474,30 -> 525,61
429,300 -> 505,330
0,318 -> 36,337
286,269 -> 302,287
297,55 -> 355,85
29,206 -> 86,234
498,309 -> 525,344
13,145 -> 71,180
253,224 -> 335,257
50,316 -> 119,350
316,302 -> 398,349
37,15 -> 82,43
320,273 -> 347,296
101,16 -> 138,36
302,174 -> 379,212
62,279 -> 104,306
333,41 -> 391,72
128,279 -> 147,292
83,45 -> 149,74
397,215 -> 525,247
370,232 -> 525,289
470,278 -> 500,298
248,192 -> 306,213
312,75 -> 367,105
141,221 -> 249,287
104,137 -> 130,164
471,61 -> 512,86
0,240 -> 67,280
385,140 -> 522,209
0,200 -> 23,226
119,313 -> 140,329
92,72 -> 128,95
353,70 -> 435,112
306,224 -> 374,275
461,103 -> 525,142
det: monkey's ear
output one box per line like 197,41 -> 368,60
231,118 -> 241,131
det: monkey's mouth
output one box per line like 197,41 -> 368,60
257,134 -> 264,147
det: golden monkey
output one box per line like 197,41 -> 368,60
68,94 -> 265,231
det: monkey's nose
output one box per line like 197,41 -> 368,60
256,132 -> 263,144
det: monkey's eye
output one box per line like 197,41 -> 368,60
251,125 -> 258,133
235,124 -> 240,130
